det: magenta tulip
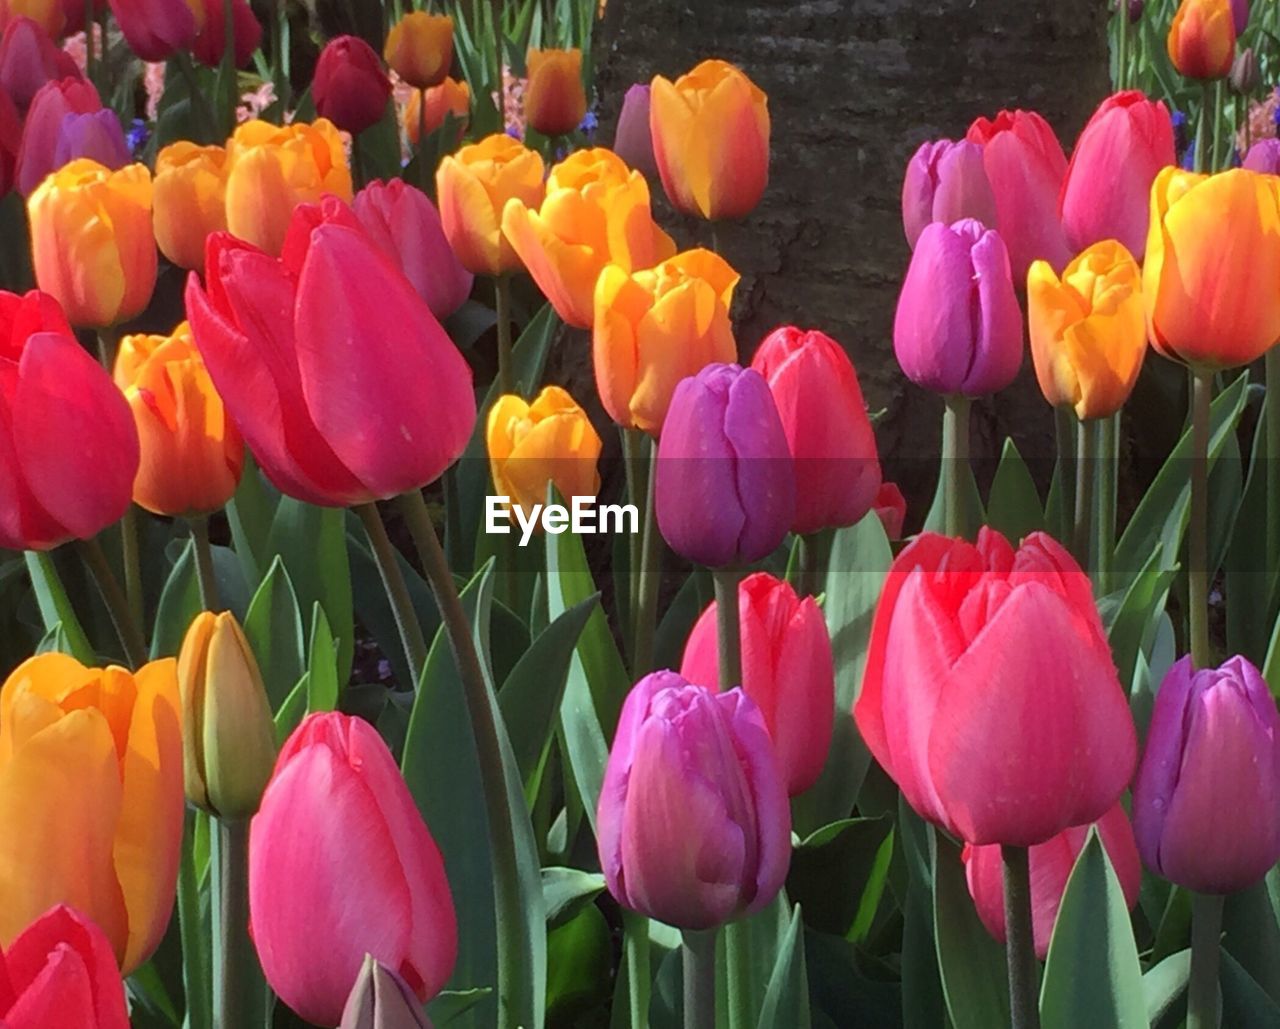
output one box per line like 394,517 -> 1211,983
107,0 -> 200,62
901,139 -> 997,248
1243,138 -> 1280,173
1232,0 -> 1249,33
0,17 -> 81,113
613,84 -> 658,178
15,77 -> 100,196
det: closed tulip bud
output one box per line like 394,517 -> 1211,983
1168,0 -> 1236,80
962,804 -> 1142,958
0,0 -> 63,36
0,16 -> 81,112
0,905 -> 129,1028
191,0 -> 262,69
402,76 -> 469,146
597,671 -> 791,929
873,481 -> 907,540
650,59 -> 769,220
1144,167 -> 1280,369
54,109 -> 131,171
250,712 -> 457,1026
503,147 -> 675,328
656,363 -> 795,569
224,118 -> 352,256
353,178 -> 473,320
153,141 -> 229,271
854,529 -> 1137,846
750,326 -> 882,535
487,386 -> 602,522
524,48 -> 586,137
1028,240 -> 1146,421
113,322 -> 243,516
186,197 -> 475,506
1128,0 -> 1144,20
435,132 -> 544,277
339,955 -> 430,1029
15,75 -> 100,196
28,159 -> 156,328
0,653 -> 184,972
1132,656 -> 1280,893
314,35 -> 392,137
613,83 -> 657,178
594,248 -> 738,434
384,11 -> 453,90
680,572 -> 834,795
893,219 -> 1023,397
1230,46 -> 1258,95
901,139 -> 997,248
1059,91 -> 1175,259
1243,137 -> 1280,173
107,0 -> 202,63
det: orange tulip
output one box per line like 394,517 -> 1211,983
0,653 -> 183,973
1144,167 -> 1280,368
383,11 -> 453,89
502,147 -> 675,328
28,159 -> 156,328
113,321 -> 243,516
1168,0 -> 1236,80
153,141 -> 230,271
1028,240 -> 1146,421
436,133 -> 545,277
403,76 -> 470,146
649,59 -> 769,221
593,248 -> 739,434
524,48 -> 586,138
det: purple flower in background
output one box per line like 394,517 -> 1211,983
1244,138 -> 1280,173
54,110 -> 132,171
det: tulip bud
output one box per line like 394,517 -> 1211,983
1132,655 -> 1280,894
1128,0 -> 1144,21
656,363 -> 795,569
613,83 -> 657,178
1167,0 -> 1236,81
402,76 -> 470,146
0,16 -> 81,112
191,0 -> 262,69
873,482 -> 907,539
107,0 -> 202,63
15,75 -> 101,196
597,671 -> 791,929
339,955 -> 430,1029
901,139 -> 997,248
314,35 -> 392,137
1230,47 -> 1258,95
153,141 -> 230,271
54,109 -> 132,171
1243,137 -> 1280,173
524,47 -> 586,137
1231,0 -> 1249,33
384,11 -> 453,90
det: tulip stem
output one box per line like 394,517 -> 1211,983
1002,845 -> 1041,1029
355,502 -> 428,679
633,447 -> 662,677
84,0 -> 97,88
212,818 -> 265,1029
942,394 -> 971,538
621,910 -> 651,1028
495,274 -> 515,396
1190,369 -> 1212,669
1265,349 -> 1280,576
1212,81 -> 1225,172
713,568 -> 743,690
1096,414 -> 1118,594
798,529 -> 833,599
1073,417 -> 1096,573
352,133 -> 366,190
177,813 -> 212,1029
77,537 -> 148,669
121,504 -> 145,630
623,427 -> 646,662
1115,0 -> 1129,89
173,52 -> 221,145
219,0 -> 240,135
681,928 -> 716,1029
191,516 -> 221,612
1188,892 -> 1225,1029
1054,407 -> 1077,543
1195,82 -> 1211,173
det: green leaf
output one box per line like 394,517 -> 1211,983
242,557 -> 306,711
541,866 -> 606,929
225,456 -> 277,586
1143,949 -> 1190,1027
432,988 -> 495,1027
305,604 -> 339,714
272,676 -> 308,745
1223,878 -> 1280,1004
923,457 -> 984,538
1222,950 -> 1280,1026
756,905 -> 812,1029
985,438 -> 1045,543
787,816 -> 892,939
1103,543 -> 1177,693
546,905 -> 611,1023
24,551 -> 93,663
932,834 -> 1009,1029
148,540 -> 249,659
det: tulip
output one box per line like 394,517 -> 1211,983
352,178 -> 473,320
107,0 -> 202,63
650,58 -> 769,220
750,325 -> 882,535
339,955 -> 430,1029
966,108 -> 1071,278
593,247 -> 738,434
1027,240 -> 1146,421
435,132 -> 544,277
0,653 -> 184,972
0,905 -> 129,1028
853,528 -> 1137,846
873,481 -> 907,540
0,0 -> 62,36
186,197 -> 475,506
1230,47 -> 1259,95
1168,0 -> 1236,80
313,35 -> 392,137
524,47 -> 586,137
224,118 -> 352,256
0,289 -> 137,550
191,0 -> 262,69
655,363 -> 795,568
28,158 -> 156,327
53,109 -> 132,171
613,83 -> 657,178
893,218 -> 1023,397
962,804 -> 1142,958
1059,91 -> 1175,259
1243,137 -> 1280,173
0,87 -> 19,195
113,321 -> 243,516
14,76 -> 100,196
153,141 -> 230,271
597,670 -> 790,929
901,139 -> 997,248
502,147 -> 674,328
60,0 -> 106,34
402,76 -> 469,146
680,572 -> 833,795
1144,167 -> 1280,369
487,386 -> 602,521
0,16 -> 80,112
384,11 -> 453,90
1231,0 -> 1249,32
1132,655 -> 1280,893
250,712 -> 457,1026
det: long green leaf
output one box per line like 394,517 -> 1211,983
756,905 -> 812,1029
932,834 -> 1009,1029
24,551 -> 93,663
242,556 -> 305,710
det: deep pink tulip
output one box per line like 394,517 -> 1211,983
0,17 -> 81,113
249,713 -> 457,1027
191,0 -> 262,69
186,197 -> 476,507
313,35 -> 392,136
353,178 -> 474,321
873,481 -> 907,540
0,87 -> 18,195
60,0 -> 108,35
1132,655 -> 1280,894
1232,0 -> 1249,33
680,572 -> 834,796
53,109 -> 131,171
962,804 -> 1142,958
901,139 -> 997,248
107,0 -> 200,62
15,76 -> 100,196
1243,138 -> 1280,173
893,218 -> 1023,397
597,670 -> 791,929
853,528 -> 1137,847
1059,91 -> 1174,259
967,109 -> 1071,279
613,83 -> 657,178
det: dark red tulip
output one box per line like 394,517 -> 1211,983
191,0 -> 262,69
313,35 -> 392,136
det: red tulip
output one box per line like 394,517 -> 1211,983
191,0 -> 261,69
185,197 -> 476,507
59,0 -> 107,35
313,35 -> 391,136
15,76 -> 100,196
750,325 -> 882,536
0,86 -> 18,194
680,571 -> 834,795
249,713 -> 457,1026
873,481 -> 907,540
853,528 -> 1136,847
106,0 -> 200,63
0,16 -> 81,113
0,288 -> 138,550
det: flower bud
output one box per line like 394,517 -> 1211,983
613,83 -> 657,178
524,47 -> 586,137
339,955 -> 430,1029
0,15 -> 82,112
1230,47 -> 1258,95
1167,0 -> 1236,81
15,76 -> 100,196
54,109 -> 132,171
107,0 -> 201,63
153,141 -> 230,271
192,0 -> 262,69
384,11 -> 453,90
313,35 -> 392,136
901,139 -> 996,248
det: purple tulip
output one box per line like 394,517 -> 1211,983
901,139 -> 997,248
0,16 -> 82,113
1231,0 -> 1249,34
15,77 -> 101,196
597,670 -> 791,929
1132,656 -> 1280,894
54,110 -> 132,172
613,84 -> 657,178
892,218 -> 1023,397
1243,138 -> 1280,174
655,363 -> 795,569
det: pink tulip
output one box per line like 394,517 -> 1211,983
107,0 -> 200,62
613,84 -> 657,178
15,76 -> 100,196
1243,138 -> 1280,174
901,139 -> 997,248
0,17 -> 80,113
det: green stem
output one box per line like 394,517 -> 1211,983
1073,416 -> 1095,571
1116,0 -> 1129,89
1188,892 -> 1224,1029
798,529 -> 833,599
1190,369 -> 1212,669
351,132 -> 366,190
355,502 -> 428,679
632,447 -> 662,677
84,0 -> 97,88
1002,845 -> 1041,1029
418,87 -> 432,192
211,818 -> 263,1029
495,274 -> 515,396
942,394 -> 971,538
1265,349 -> 1280,574
1054,406 -> 1077,543
1195,81 -> 1211,173
24,551 -> 93,661
173,52 -> 220,144
121,506 -> 144,631
220,0 -> 240,134
622,428 -> 646,666
621,910 -> 651,1028
191,516 -> 220,612
1096,414 -> 1118,594
712,568 -> 742,690
77,538 -> 147,669
1212,80 -> 1225,172
177,812 -> 211,1029
681,929 -> 716,1029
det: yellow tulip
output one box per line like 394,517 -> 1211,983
524,48 -> 586,138
384,11 -> 454,89
153,142 -> 231,272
